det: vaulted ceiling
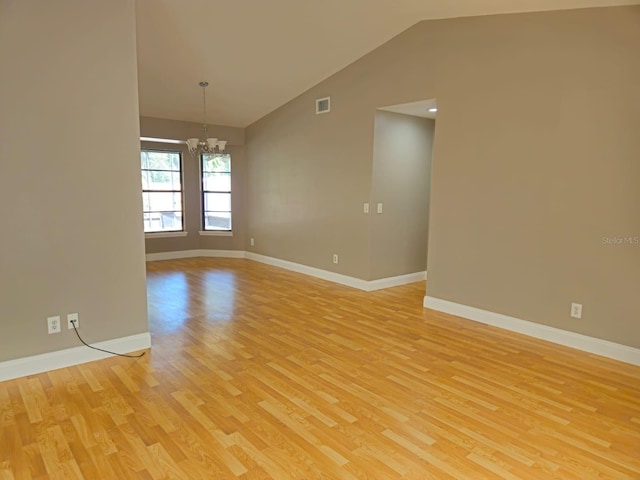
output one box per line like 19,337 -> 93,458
135,0 -> 639,127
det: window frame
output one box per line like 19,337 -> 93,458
200,152 -> 232,232
141,148 -> 185,235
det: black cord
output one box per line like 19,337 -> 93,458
71,322 -> 146,359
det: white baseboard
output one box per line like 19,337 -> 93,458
0,332 -> 151,382
366,271 -> 427,291
200,249 -> 245,258
245,252 -> 425,291
423,296 -> 640,366
145,249 -> 244,261
145,249 -> 425,292
245,252 -> 367,289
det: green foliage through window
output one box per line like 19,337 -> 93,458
202,153 -> 231,231
141,150 -> 184,233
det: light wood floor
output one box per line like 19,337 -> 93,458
1,258 -> 639,479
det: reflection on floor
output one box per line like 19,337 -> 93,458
1,257 -> 639,479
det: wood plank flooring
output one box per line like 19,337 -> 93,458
1,257 -> 639,479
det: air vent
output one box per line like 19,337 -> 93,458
316,97 -> 330,114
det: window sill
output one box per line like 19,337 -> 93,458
199,230 -> 233,237
145,231 -> 188,239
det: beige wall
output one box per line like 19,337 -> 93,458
370,112 -> 434,280
139,117 -> 246,253
245,85 -> 375,278
246,7 -> 640,347
0,0 -> 148,361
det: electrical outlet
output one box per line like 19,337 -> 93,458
250,238 -> 255,246
363,203 -> 369,214
67,313 -> 79,329
47,316 -> 61,334
332,254 -> 339,264
570,303 -> 582,319
377,203 -> 383,214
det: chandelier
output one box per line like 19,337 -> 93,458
186,81 -> 227,158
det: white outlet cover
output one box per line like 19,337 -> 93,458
47,315 -> 61,334
570,303 -> 582,319
67,313 -> 79,329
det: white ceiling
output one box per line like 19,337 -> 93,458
379,99 -> 438,119
135,0 -> 639,127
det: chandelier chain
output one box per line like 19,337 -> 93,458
202,85 -> 208,136
186,81 -> 226,158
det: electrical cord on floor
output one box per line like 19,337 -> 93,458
71,321 -> 146,359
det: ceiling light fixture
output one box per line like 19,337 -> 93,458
428,107 -> 438,113
186,81 -> 227,158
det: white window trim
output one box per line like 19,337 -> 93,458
198,230 -> 233,237
145,231 -> 189,239
142,149 -> 185,235
201,152 -> 232,233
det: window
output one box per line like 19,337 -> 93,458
201,153 -> 231,231
141,150 -> 183,233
